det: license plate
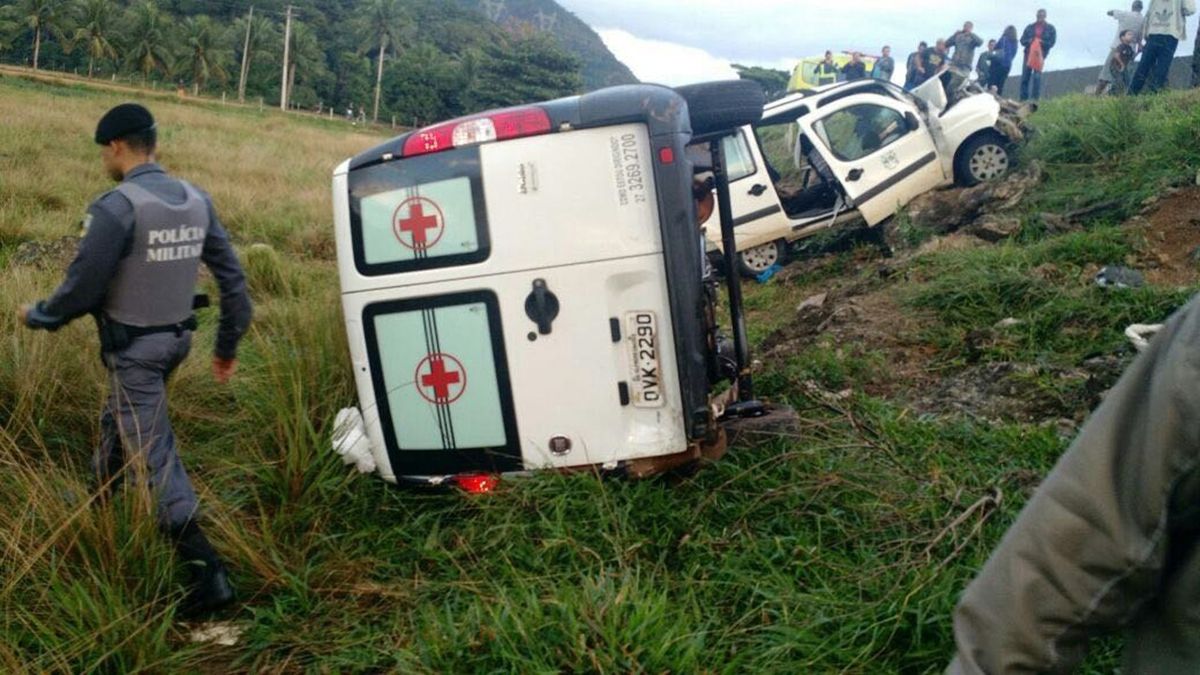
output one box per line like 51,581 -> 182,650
626,311 -> 664,408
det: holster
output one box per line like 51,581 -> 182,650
93,293 -> 208,361
96,314 -> 132,355
95,314 -> 199,356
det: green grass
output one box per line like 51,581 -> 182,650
4,76 -> 1200,672
1024,90 -> 1200,222
907,228 -> 1192,364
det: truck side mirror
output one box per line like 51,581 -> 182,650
905,111 -> 921,132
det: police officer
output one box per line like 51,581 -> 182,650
19,103 -> 252,617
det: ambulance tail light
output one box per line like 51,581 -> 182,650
403,108 -> 552,158
454,473 -> 499,494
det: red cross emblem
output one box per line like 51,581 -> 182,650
414,353 -> 467,404
393,196 -> 446,251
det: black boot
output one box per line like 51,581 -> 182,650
169,521 -> 235,618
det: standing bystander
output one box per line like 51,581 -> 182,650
992,26 -> 1020,95
1098,2 -> 1147,93
977,40 -> 998,89
1130,0 -> 1196,94
1020,9 -> 1058,101
842,52 -> 868,81
1099,29 -> 1140,95
905,41 -> 929,90
873,46 -> 895,82
815,51 -> 839,86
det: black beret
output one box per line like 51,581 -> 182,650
95,103 -> 156,145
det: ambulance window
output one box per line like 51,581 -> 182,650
347,146 -> 490,277
362,291 -> 521,474
722,131 -> 756,182
813,104 -> 909,162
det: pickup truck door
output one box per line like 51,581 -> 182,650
798,94 -> 945,225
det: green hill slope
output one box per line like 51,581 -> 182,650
464,0 -> 638,89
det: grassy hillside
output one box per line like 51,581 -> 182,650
3,73 -> 1199,672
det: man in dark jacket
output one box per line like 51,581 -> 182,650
842,52 -> 868,81
949,296 -> 1200,673
905,41 -> 929,90
20,103 -> 253,618
1019,9 -> 1057,100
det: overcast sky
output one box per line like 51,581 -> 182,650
557,0 -> 1192,85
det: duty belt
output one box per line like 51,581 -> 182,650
124,316 -> 198,338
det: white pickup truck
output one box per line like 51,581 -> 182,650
699,78 -> 1032,275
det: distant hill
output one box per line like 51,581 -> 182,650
1005,56 -> 1196,99
0,0 -> 637,125
464,0 -> 639,89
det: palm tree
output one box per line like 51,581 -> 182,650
71,0 -> 118,78
17,0 -> 67,70
232,12 -> 276,103
179,15 -> 228,95
353,0 -> 408,123
123,0 -> 170,83
0,7 -> 20,55
285,21 -> 328,108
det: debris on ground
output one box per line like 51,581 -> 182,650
796,292 -> 828,313
972,217 -> 1023,243
904,161 -> 1045,236
1126,324 -> 1165,352
188,622 -> 246,647
907,356 -> 1130,425
756,263 -> 783,284
1095,266 -> 1146,289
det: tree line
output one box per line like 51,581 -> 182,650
0,0 -> 584,125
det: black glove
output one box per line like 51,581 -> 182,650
25,301 -> 67,332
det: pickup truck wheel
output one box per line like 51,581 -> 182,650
956,133 -> 1012,187
675,80 -> 765,136
737,239 -> 788,278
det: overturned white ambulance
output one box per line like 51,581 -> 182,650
331,82 -> 775,490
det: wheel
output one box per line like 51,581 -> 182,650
955,133 -> 1012,187
675,80 -> 765,137
737,239 -> 788,278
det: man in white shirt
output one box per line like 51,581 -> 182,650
1130,0 -> 1196,93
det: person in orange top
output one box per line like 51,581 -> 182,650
1019,9 -> 1058,100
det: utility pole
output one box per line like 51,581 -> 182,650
237,6 -> 253,103
280,5 -> 293,111
373,34 -> 387,123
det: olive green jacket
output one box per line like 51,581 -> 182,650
949,295 -> 1200,674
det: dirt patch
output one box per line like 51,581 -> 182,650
7,236 -> 79,269
1127,186 -> 1200,288
759,261 -> 942,397
907,355 -> 1129,427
